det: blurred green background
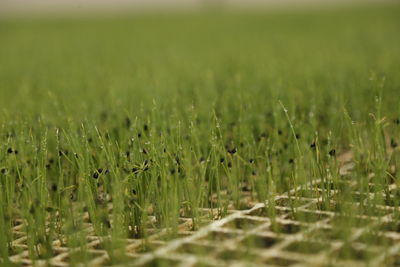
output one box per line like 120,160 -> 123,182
1,5 -> 399,126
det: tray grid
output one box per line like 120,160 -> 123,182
6,159 -> 400,266
134,178 -> 400,266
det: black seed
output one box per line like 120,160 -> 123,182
170,169 -> 176,175
51,184 -> 58,192
7,148 -> 13,154
132,189 -> 137,195
46,164 -> 51,169
163,148 -> 167,153
132,167 -> 139,173
0,168 -> 6,175
295,134 -> 300,139
220,157 -> 225,163
97,168 -> 103,173
199,157 -> 205,163
249,158 -> 255,164
228,148 -> 237,155
278,129 -> 283,135
227,162 -> 232,168
328,149 -> 336,157
252,170 -> 257,176
138,132 -> 142,138
126,151 -> 130,157
288,158 -> 294,164
93,172 -> 99,179
394,119 -> 400,125
45,207 -> 54,212
391,138 -> 398,148
144,124 -> 148,132
175,156 -> 181,165
88,137 -> 93,143
310,142 -> 316,149
141,148 -> 148,154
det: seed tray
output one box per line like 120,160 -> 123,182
7,208 -> 211,266
135,179 -> 400,267
6,190 -> 255,266
6,159 -> 400,266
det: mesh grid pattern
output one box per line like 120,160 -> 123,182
6,159 -> 400,266
134,179 -> 400,266
7,195 -> 253,266
8,210 -> 204,266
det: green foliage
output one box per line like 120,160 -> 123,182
0,5 -> 399,264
